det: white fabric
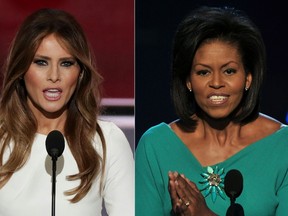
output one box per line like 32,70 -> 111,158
0,120 -> 134,216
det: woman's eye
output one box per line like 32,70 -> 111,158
225,68 -> 236,75
33,59 -> 47,66
196,70 -> 210,76
61,61 -> 75,67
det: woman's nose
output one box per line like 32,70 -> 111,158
209,72 -> 224,89
47,65 -> 60,82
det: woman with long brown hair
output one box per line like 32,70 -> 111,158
0,8 -> 134,215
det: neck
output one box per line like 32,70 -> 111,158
31,109 -> 67,135
197,116 -> 243,147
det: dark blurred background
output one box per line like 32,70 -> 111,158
135,0 -> 288,145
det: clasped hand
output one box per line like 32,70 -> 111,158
168,171 -> 217,216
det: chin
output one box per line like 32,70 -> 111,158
206,111 -> 230,118
40,105 -> 67,115
204,112 -> 232,121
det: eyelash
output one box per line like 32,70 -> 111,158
33,59 -> 76,67
195,70 -> 209,76
224,68 -> 236,75
195,68 -> 237,76
33,59 -> 47,66
61,61 -> 76,67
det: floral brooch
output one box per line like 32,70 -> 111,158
199,166 -> 226,203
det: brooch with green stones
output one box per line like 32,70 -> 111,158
199,166 -> 226,203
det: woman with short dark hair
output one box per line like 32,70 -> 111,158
136,6 -> 288,216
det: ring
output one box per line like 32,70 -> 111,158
185,201 -> 190,207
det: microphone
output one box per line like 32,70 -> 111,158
46,130 -> 65,160
224,169 -> 244,216
224,169 -> 243,201
46,130 -> 65,216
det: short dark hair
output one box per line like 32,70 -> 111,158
171,6 -> 266,130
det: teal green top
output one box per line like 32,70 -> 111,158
136,123 -> 288,216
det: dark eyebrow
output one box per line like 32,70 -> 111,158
221,61 -> 239,69
34,55 -> 76,61
34,55 -> 50,60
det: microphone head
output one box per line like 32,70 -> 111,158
224,169 -> 243,200
45,130 -> 65,160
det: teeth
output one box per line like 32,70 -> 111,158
209,95 -> 227,102
47,89 -> 59,92
45,92 -> 60,98
45,89 -> 60,98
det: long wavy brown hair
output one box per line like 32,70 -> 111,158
0,8 -> 106,203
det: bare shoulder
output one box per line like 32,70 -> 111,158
169,120 -> 182,135
257,113 -> 284,130
246,113 -> 284,138
169,119 -> 197,141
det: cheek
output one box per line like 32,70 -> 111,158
229,80 -> 246,94
191,85 -> 206,106
24,70 -> 42,91
69,72 -> 80,83
64,73 -> 80,90
190,80 -> 206,97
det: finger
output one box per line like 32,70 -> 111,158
169,173 -> 182,212
174,194 -> 190,215
178,174 -> 206,206
168,172 -> 179,198
175,175 -> 201,210
181,174 -> 200,193
176,174 -> 194,196
174,175 -> 197,215
169,179 -> 179,201
178,174 -> 202,200
175,203 -> 185,215
175,174 -> 210,215
168,171 -> 177,181
175,178 -> 191,205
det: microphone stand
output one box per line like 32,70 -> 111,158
226,196 -> 244,216
51,156 -> 58,216
46,130 -> 65,216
